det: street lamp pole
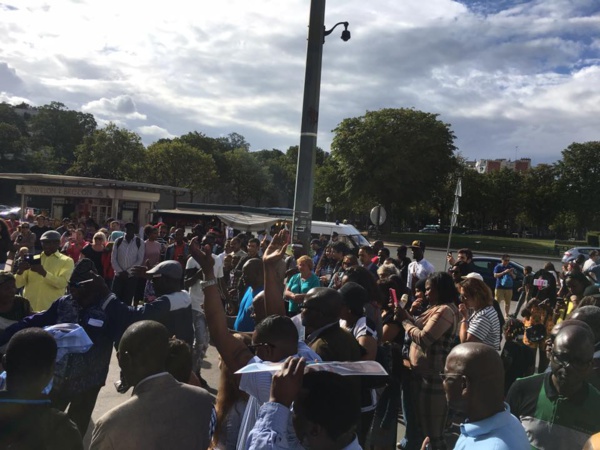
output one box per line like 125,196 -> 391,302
325,196 -> 332,222
292,0 -> 349,251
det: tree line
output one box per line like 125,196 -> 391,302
0,102 -> 598,238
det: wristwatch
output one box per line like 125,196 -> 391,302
200,279 -> 217,290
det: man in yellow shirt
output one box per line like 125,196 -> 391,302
15,230 -> 74,312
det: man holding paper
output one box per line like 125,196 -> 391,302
188,231 -> 321,450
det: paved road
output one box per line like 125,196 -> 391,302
83,248 -> 561,447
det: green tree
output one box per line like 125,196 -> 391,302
555,141 -> 600,234
68,123 -> 146,180
145,140 -> 218,206
0,103 -> 28,135
0,122 -> 28,172
253,149 -> 296,207
519,164 -> 561,235
485,168 -> 524,231
223,148 -> 272,205
457,167 -> 493,230
29,102 -> 97,172
331,108 -> 457,230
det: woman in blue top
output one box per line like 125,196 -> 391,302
284,255 -> 320,315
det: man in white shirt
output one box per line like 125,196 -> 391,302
407,240 -> 435,297
583,250 -> 599,273
184,234 -> 224,387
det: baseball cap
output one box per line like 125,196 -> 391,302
40,230 -> 61,241
410,240 -> 425,249
462,272 -> 484,281
310,239 -> 321,246
146,260 -> 183,279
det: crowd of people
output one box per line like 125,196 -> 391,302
0,214 -> 599,450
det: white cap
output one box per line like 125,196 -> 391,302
462,272 -> 484,281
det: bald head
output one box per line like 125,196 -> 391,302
119,320 -> 170,386
447,342 -> 504,380
301,288 -> 343,333
444,343 -> 505,417
242,258 -> 264,288
252,291 -> 267,325
570,306 -> 600,344
306,288 -> 342,320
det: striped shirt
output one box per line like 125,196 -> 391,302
110,236 -> 145,274
467,305 -> 501,349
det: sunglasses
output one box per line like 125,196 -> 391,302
299,303 -> 321,313
68,279 -> 94,288
247,342 -> 275,354
550,351 -> 592,370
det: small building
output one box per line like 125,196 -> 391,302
0,173 -> 188,225
472,158 -> 532,174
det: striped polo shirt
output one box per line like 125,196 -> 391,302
467,305 -> 501,349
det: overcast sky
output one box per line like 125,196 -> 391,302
1,0 -> 599,164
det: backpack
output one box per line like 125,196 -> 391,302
116,236 -> 141,249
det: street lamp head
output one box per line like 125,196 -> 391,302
326,197 -> 332,203
341,27 -> 351,42
324,21 -> 350,43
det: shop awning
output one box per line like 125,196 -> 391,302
216,213 -> 280,232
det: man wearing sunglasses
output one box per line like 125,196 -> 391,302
188,234 -> 321,449
507,324 -> 600,449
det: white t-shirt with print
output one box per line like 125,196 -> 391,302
186,255 -> 223,311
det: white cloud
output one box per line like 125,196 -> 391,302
137,125 -> 174,140
82,95 -> 146,120
0,0 -> 598,164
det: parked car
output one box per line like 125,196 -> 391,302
419,225 -> 440,233
561,247 -> 600,264
0,206 -> 21,217
471,257 -> 525,300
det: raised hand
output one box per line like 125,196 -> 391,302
262,229 -> 289,266
270,356 -> 306,408
189,237 -> 215,277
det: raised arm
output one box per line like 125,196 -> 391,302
261,230 -> 288,317
189,237 -> 253,373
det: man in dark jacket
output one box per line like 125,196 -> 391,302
0,258 -> 132,436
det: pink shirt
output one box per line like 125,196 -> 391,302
144,240 -> 162,268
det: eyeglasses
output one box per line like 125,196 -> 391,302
550,351 -> 592,370
247,342 -> 275,354
439,372 -> 467,382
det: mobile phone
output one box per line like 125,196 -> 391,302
447,252 -> 452,257
400,294 -> 409,309
389,288 -> 398,307
17,235 -> 23,243
25,254 -> 41,265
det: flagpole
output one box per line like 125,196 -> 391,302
444,178 -> 462,271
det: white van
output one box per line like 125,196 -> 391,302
310,221 -> 371,252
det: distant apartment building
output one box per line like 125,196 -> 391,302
467,158 -> 532,174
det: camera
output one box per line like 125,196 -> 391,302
24,254 -> 41,265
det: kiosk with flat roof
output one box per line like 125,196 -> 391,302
0,173 -> 188,225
